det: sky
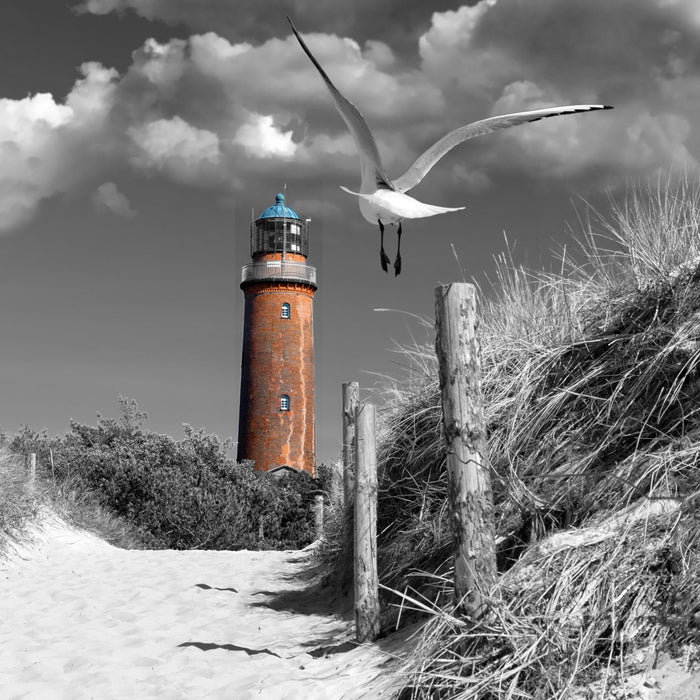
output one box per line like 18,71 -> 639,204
0,0 -> 698,465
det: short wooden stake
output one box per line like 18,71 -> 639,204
342,381 -> 360,506
435,283 -> 497,618
27,453 -> 36,484
354,402 -> 380,643
314,494 -> 324,540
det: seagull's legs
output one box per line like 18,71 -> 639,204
379,220 -> 390,273
394,223 -> 402,276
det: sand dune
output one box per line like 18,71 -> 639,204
0,514 -> 401,699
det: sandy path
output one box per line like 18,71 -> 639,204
0,516 -> 401,699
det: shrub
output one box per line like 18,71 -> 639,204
6,397 -> 319,551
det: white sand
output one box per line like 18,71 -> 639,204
0,514 -> 404,699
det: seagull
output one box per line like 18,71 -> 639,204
288,18 -> 612,276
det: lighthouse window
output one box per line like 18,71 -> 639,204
281,303 -> 290,319
287,223 -> 301,252
280,394 -> 290,411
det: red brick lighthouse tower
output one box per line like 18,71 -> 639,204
237,194 -> 317,475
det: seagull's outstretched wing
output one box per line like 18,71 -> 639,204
288,17 -> 393,193
392,105 -> 613,193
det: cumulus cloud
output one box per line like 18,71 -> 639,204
0,62 -> 119,232
75,0 -> 126,13
128,116 -> 223,184
413,0 -> 700,187
4,1 -> 700,233
0,93 -> 71,229
112,30 -> 444,178
92,182 -> 136,218
234,114 -> 297,159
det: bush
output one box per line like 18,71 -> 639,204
7,397 -> 319,551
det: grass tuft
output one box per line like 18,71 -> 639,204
0,448 -> 40,553
0,445 -> 150,557
322,177 -> 700,696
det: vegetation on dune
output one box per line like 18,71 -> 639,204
1,397 -> 321,553
0,447 -> 40,553
322,178 -> 700,697
0,442 -> 146,553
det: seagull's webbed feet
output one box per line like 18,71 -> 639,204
394,223 -> 402,276
379,220 -> 390,273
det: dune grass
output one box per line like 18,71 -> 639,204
320,176 -> 700,697
40,472 -> 150,550
0,448 -> 40,553
0,445 -> 148,557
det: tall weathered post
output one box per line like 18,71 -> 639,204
354,402 -> 380,642
435,283 -> 496,617
342,381 -> 360,506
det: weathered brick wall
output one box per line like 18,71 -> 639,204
237,280 -> 316,475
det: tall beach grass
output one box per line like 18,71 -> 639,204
0,447 -> 39,553
0,445 -> 148,558
322,176 -> 700,697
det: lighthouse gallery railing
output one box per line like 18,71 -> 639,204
241,260 -> 317,286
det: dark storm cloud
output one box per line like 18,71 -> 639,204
73,0 -> 470,63
432,0 -> 700,100
415,0 -> 700,188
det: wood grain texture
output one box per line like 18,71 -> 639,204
342,381 -> 360,506
435,283 -> 496,617
354,403 -> 380,642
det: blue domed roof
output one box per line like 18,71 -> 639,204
258,193 -> 301,220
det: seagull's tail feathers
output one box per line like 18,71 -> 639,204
403,201 -> 466,218
340,186 -> 465,220
340,185 -> 368,198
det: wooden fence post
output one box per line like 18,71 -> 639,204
342,381 -> 360,507
314,494 -> 324,540
354,402 -> 380,643
27,453 -> 36,485
435,283 -> 496,618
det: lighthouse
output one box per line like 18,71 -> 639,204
237,194 -> 317,475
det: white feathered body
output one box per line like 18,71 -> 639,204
340,186 -> 465,226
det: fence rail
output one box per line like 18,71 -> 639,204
241,261 -> 317,286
